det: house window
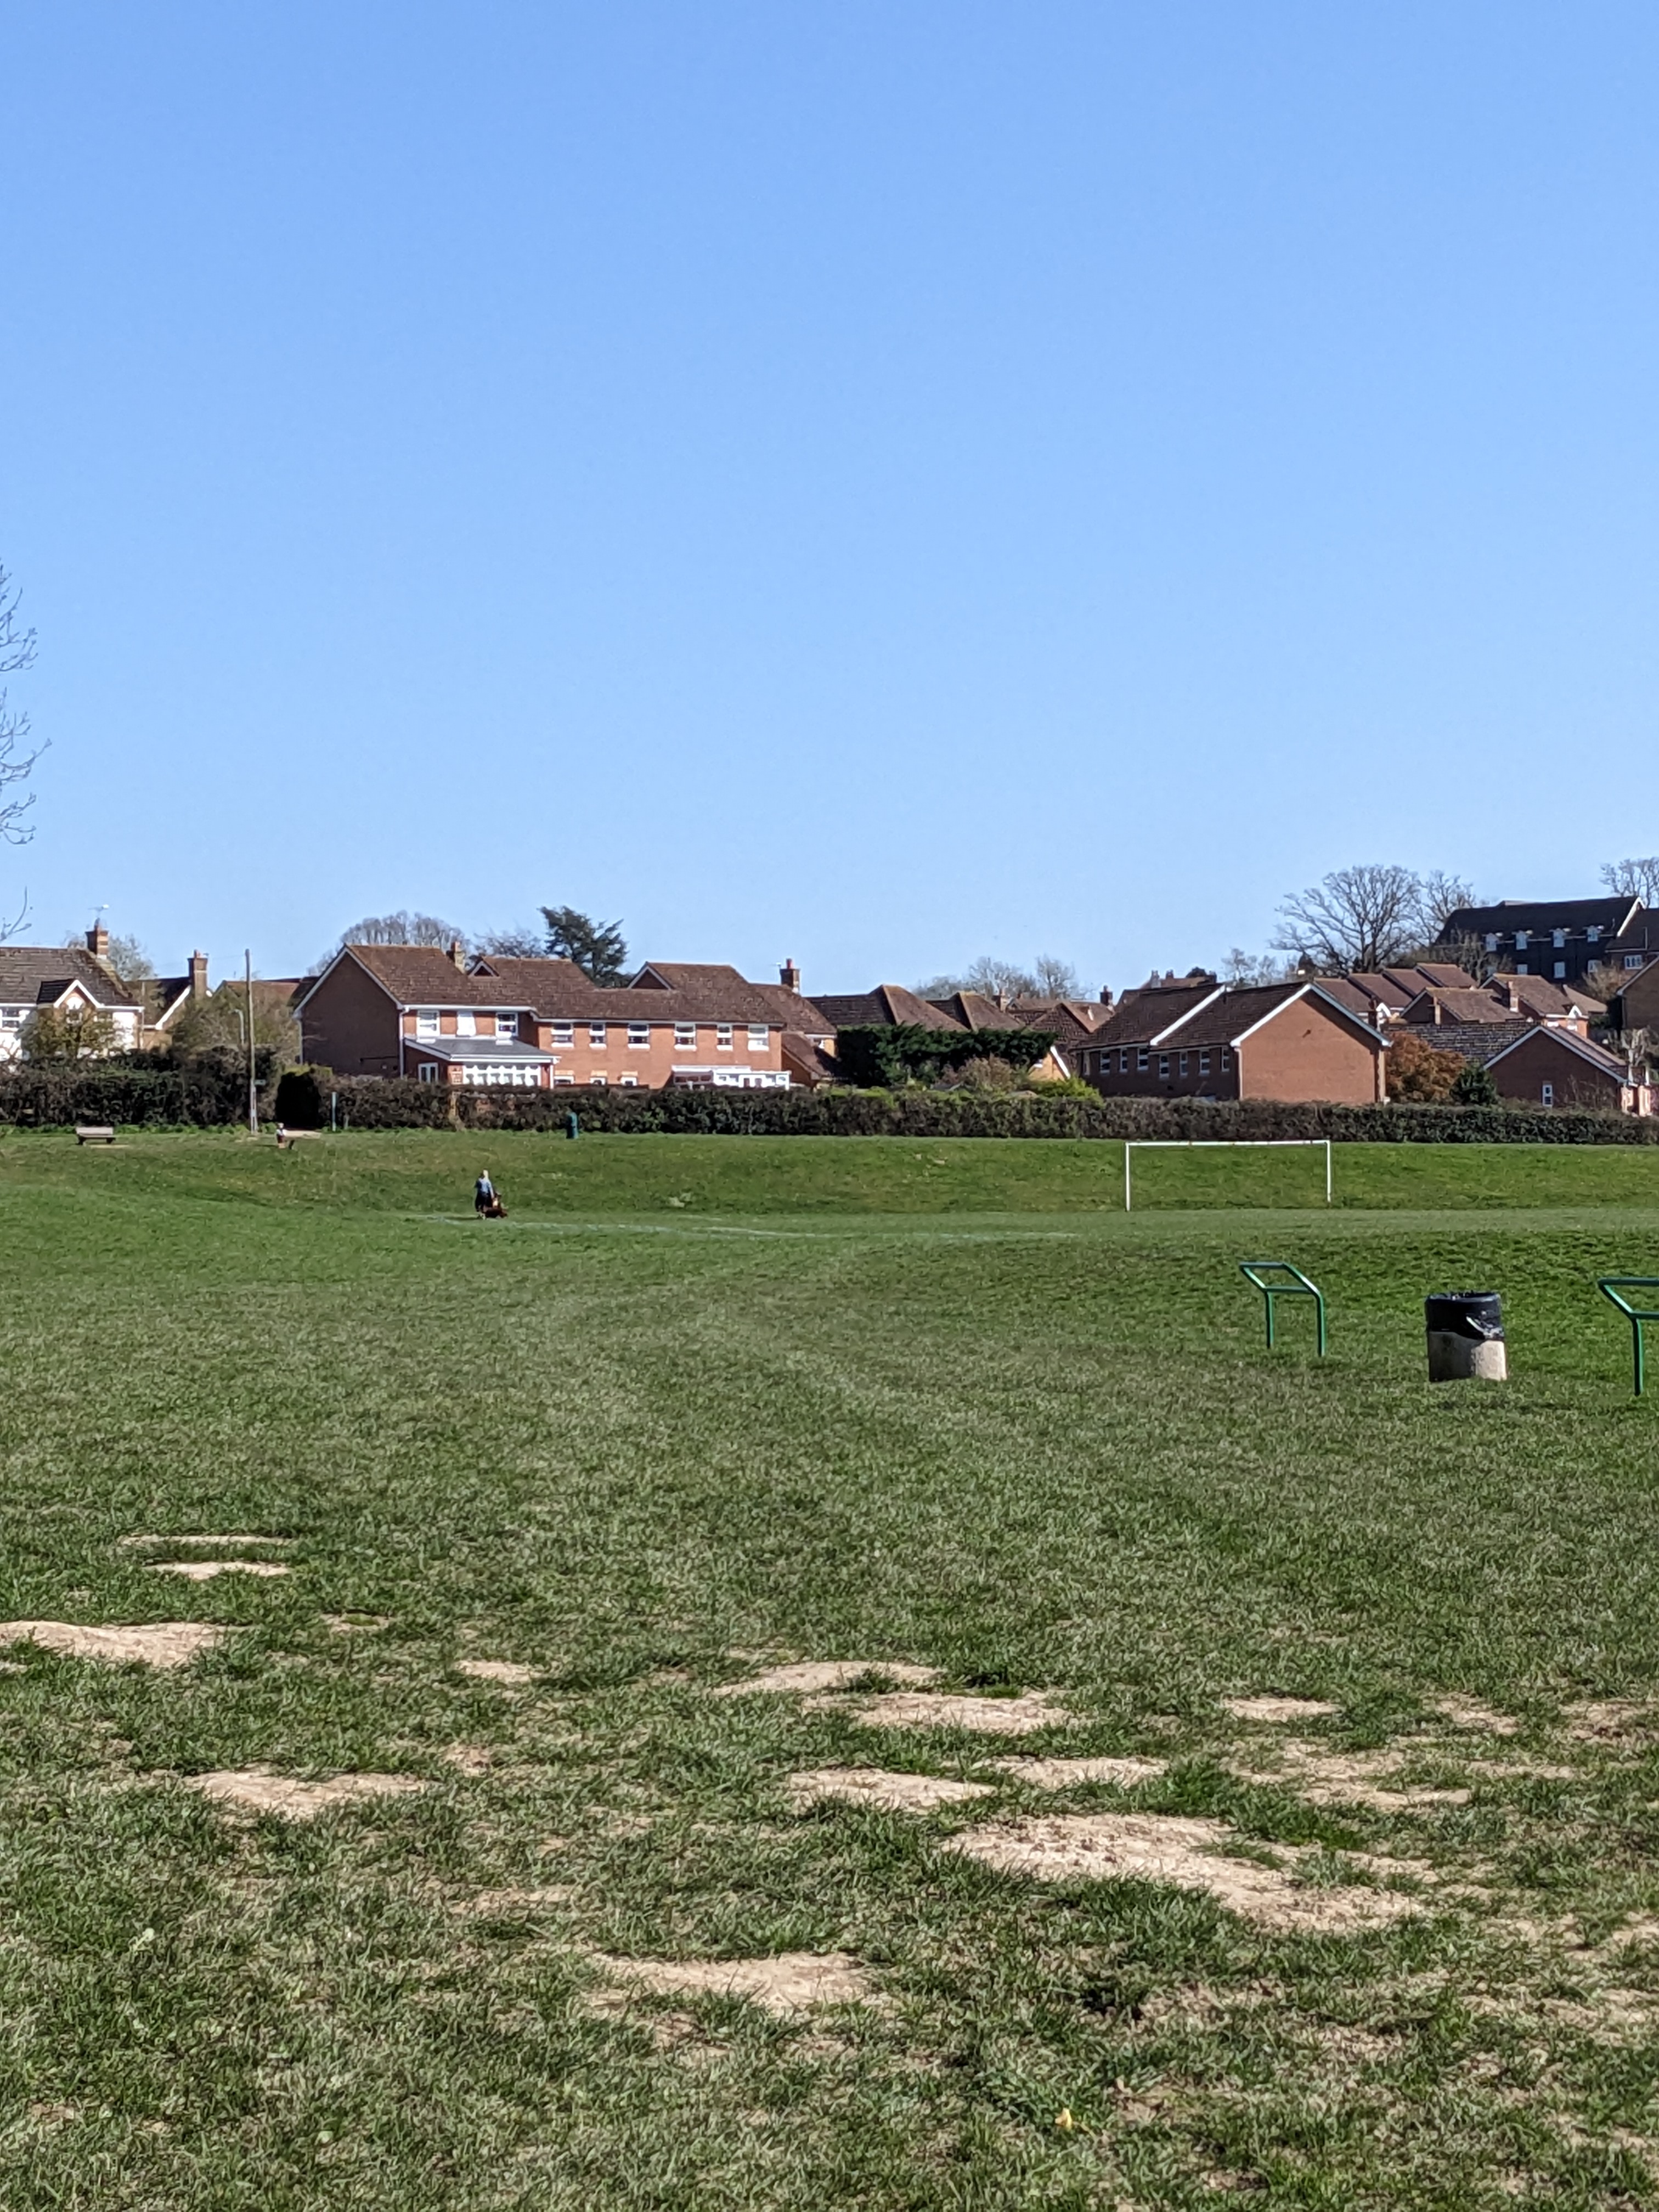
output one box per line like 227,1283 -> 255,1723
1485,933 -> 1498,951
590,1074 -> 607,1088
748,1025 -> 768,1052
1553,929 -> 1566,948
1119,1049 -> 1130,1073
455,1011 -> 476,1036
1541,1081 -> 1554,1107
551,1022 -> 573,1046
628,1023 -> 650,1049
619,1075 -> 638,1088
417,1062 -> 438,1083
674,1024 -> 696,1051
553,1073 -> 574,1086
1588,926 -> 1602,944
716,1024 -> 733,1050
1199,1051 -> 1210,1075
1516,963 -> 1528,975
416,1009 -> 438,1040
1158,1053 -> 1169,1077
1553,962 -> 1566,980
1626,954 -> 1645,969
1220,1047 -> 1232,1071
589,1023 -> 607,1047
1514,930 -> 1528,950
1178,1052 -> 1188,1076
496,1013 -> 518,1040
1137,1048 -> 1149,1071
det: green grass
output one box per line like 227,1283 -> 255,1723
2,1130 -> 1658,2208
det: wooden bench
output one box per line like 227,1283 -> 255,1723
74,1124 -> 116,1146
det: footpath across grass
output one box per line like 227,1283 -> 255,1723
1,1131 -> 1657,2208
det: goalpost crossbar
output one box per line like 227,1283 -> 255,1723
1122,1138 -> 1332,1212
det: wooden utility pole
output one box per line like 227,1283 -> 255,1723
245,949 -> 258,1135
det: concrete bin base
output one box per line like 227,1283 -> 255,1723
1427,1332 -> 1508,1382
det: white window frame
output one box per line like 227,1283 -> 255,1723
619,1074 -> 638,1087
1199,1050 -> 1210,1075
628,1023 -> 650,1049
1541,1081 -> 1554,1106
1626,954 -> 1645,970
589,1074 -> 607,1088
1553,929 -> 1566,948
1136,1048 -> 1149,1071
1178,1052 -> 1188,1076
1554,962 -> 1566,979
1485,933 -> 1498,951
673,1023 -> 696,1052
747,1024 -> 768,1053
551,1022 -> 573,1047
455,1011 -> 476,1037
1158,1053 -> 1169,1077
1588,926 -> 1602,944
495,1013 -> 519,1040
589,1023 -> 607,1048
553,1072 -> 574,1086
1514,930 -> 1528,951
417,1062 -> 438,1084
716,1024 -> 733,1051
415,1008 -> 439,1040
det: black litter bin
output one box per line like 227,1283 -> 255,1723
1425,1291 -> 1506,1382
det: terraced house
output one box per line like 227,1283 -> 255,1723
1078,975 -> 1389,1104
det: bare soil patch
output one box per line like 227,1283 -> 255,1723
712,1660 -> 939,1697
844,1690 -> 1069,1735
991,1755 -> 1166,1790
185,1768 -> 426,1818
323,1613 -> 390,1634
443,1744 -> 494,1776
456,1886 -> 574,1915
1565,1700 -> 1656,1742
0,1620 -> 225,1669
1234,1741 -> 1470,1811
456,1658 -> 541,1684
590,1951 -> 874,2014
148,1560 -> 290,1581
945,1812 -> 1425,1931
786,1767 -> 994,1813
1434,1695 -> 1519,1735
1223,1696 -> 1338,1723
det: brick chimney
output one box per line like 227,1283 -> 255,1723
780,958 -> 801,994
86,922 -> 110,962
188,951 -> 209,998
1501,977 -> 1522,1012
448,938 -> 467,970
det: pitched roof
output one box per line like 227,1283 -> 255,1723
1403,988 -> 1523,1026
1438,897 -> 1643,939
1102,980 -> 1387,1055
1088,980 -> 1227,1047
468,955 -> 601,1017
625,964 -> 797,1023
812,987 -> 966,1032
1412,962 -> 1477,989
314,945 -> 537,1009
1483,1025 -> 1632,1079
0,945 -> 145,1010
1488,974 -> 1606,1022
1401,1019 -> 1536,1063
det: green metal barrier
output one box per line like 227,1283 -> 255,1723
1598,1277 -> 1659,1397
1239,1261 -> 1327,1356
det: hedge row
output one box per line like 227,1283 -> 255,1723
7,1064 -> 1657,1146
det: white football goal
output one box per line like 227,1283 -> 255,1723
1122,1138 -> 1333,1212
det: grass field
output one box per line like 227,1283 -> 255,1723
2,1128 -> 1658,2209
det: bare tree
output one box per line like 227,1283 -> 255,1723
1221,947 -> 1296,986
916,955 -> 1042,1003
475,924 -> 547,958
1,565 -> 43,939
1030,954 -> 1081,1000
1602,856 -> 1659,905
1274,863 -> 1474,974
323,910 -> 466,966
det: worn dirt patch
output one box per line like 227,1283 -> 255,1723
456,1658 -> 541,1685
590,1951 -> 873,2013
1223,1696 -> 1339,1723
1565,1700 -> 1656,1742
1434,1695 -> 1519,1735
119,1532 -> 292,1550
0,1621 -> 225,1669
712,1660 -> 939,1697
185,1768 -> 426,1818
442,1744 -> 494,1776
323,1613 -> 390,1634
148,1560 -> 290,1581
786,1767 -> 994,1813
991,1755 -> 1166,1790
456,1886 -> 575,1915
844,1690 -> 1069,1736
1235,1741 -> 1470,1811
944,1813 -> 1425,1931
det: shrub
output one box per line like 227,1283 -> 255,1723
1450,1059 -> 1500,1107
1386,1029 -> 1466,1103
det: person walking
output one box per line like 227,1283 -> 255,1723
475,1170 -> 496,1216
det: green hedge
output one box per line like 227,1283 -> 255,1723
0,1057 -> 261,1128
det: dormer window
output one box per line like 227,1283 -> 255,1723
1588,926 -> 1602,944
1514,930 -> 1528,951
496,1013 -> 518,1040
1485,934 -> 1498,951
1553,929 -> 1565,948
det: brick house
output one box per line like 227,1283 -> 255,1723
1481,1026 -> 1652,1115
1078,977 -> 1388,1104
809,983 -> 1096,1080
0,926 -> 148,1061
1435,898 -> 1651,986
296,945 -> 552,1086
466,956 -> 799,1089
1316,963 -> 1475,1025
1401,976 -> 1604,1036
1610,956 -> 1659,1038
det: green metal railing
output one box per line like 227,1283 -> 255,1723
1239,1261 -> 1327,1356
1598,1277 -> 1659,1397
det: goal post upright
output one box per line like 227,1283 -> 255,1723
1121,1138 -> 1333,1214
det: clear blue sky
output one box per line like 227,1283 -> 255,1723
5,2 -> 1658,992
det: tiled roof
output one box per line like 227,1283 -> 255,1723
335,945 -> 536,1009
1412,963 -> 1477,989
473,954 -> 791,1027
1438,898 -> 1641,939
1088,980 -> 1225,1047
1484,1026 -> 1630,1079
812,987 -> 966,1032
1403,989 -> 1521,1026
469,956 -> 601,1017
0,945 -> 144,1009
1407,1020 -> 1536,1063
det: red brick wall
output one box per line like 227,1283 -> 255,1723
1488,1031 -> 1625,1110
526,1017 -> 784,1088
300,958 -> 401,1076
1239,1001 -> 1384,1104
1083,1042 -> 1241,1099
